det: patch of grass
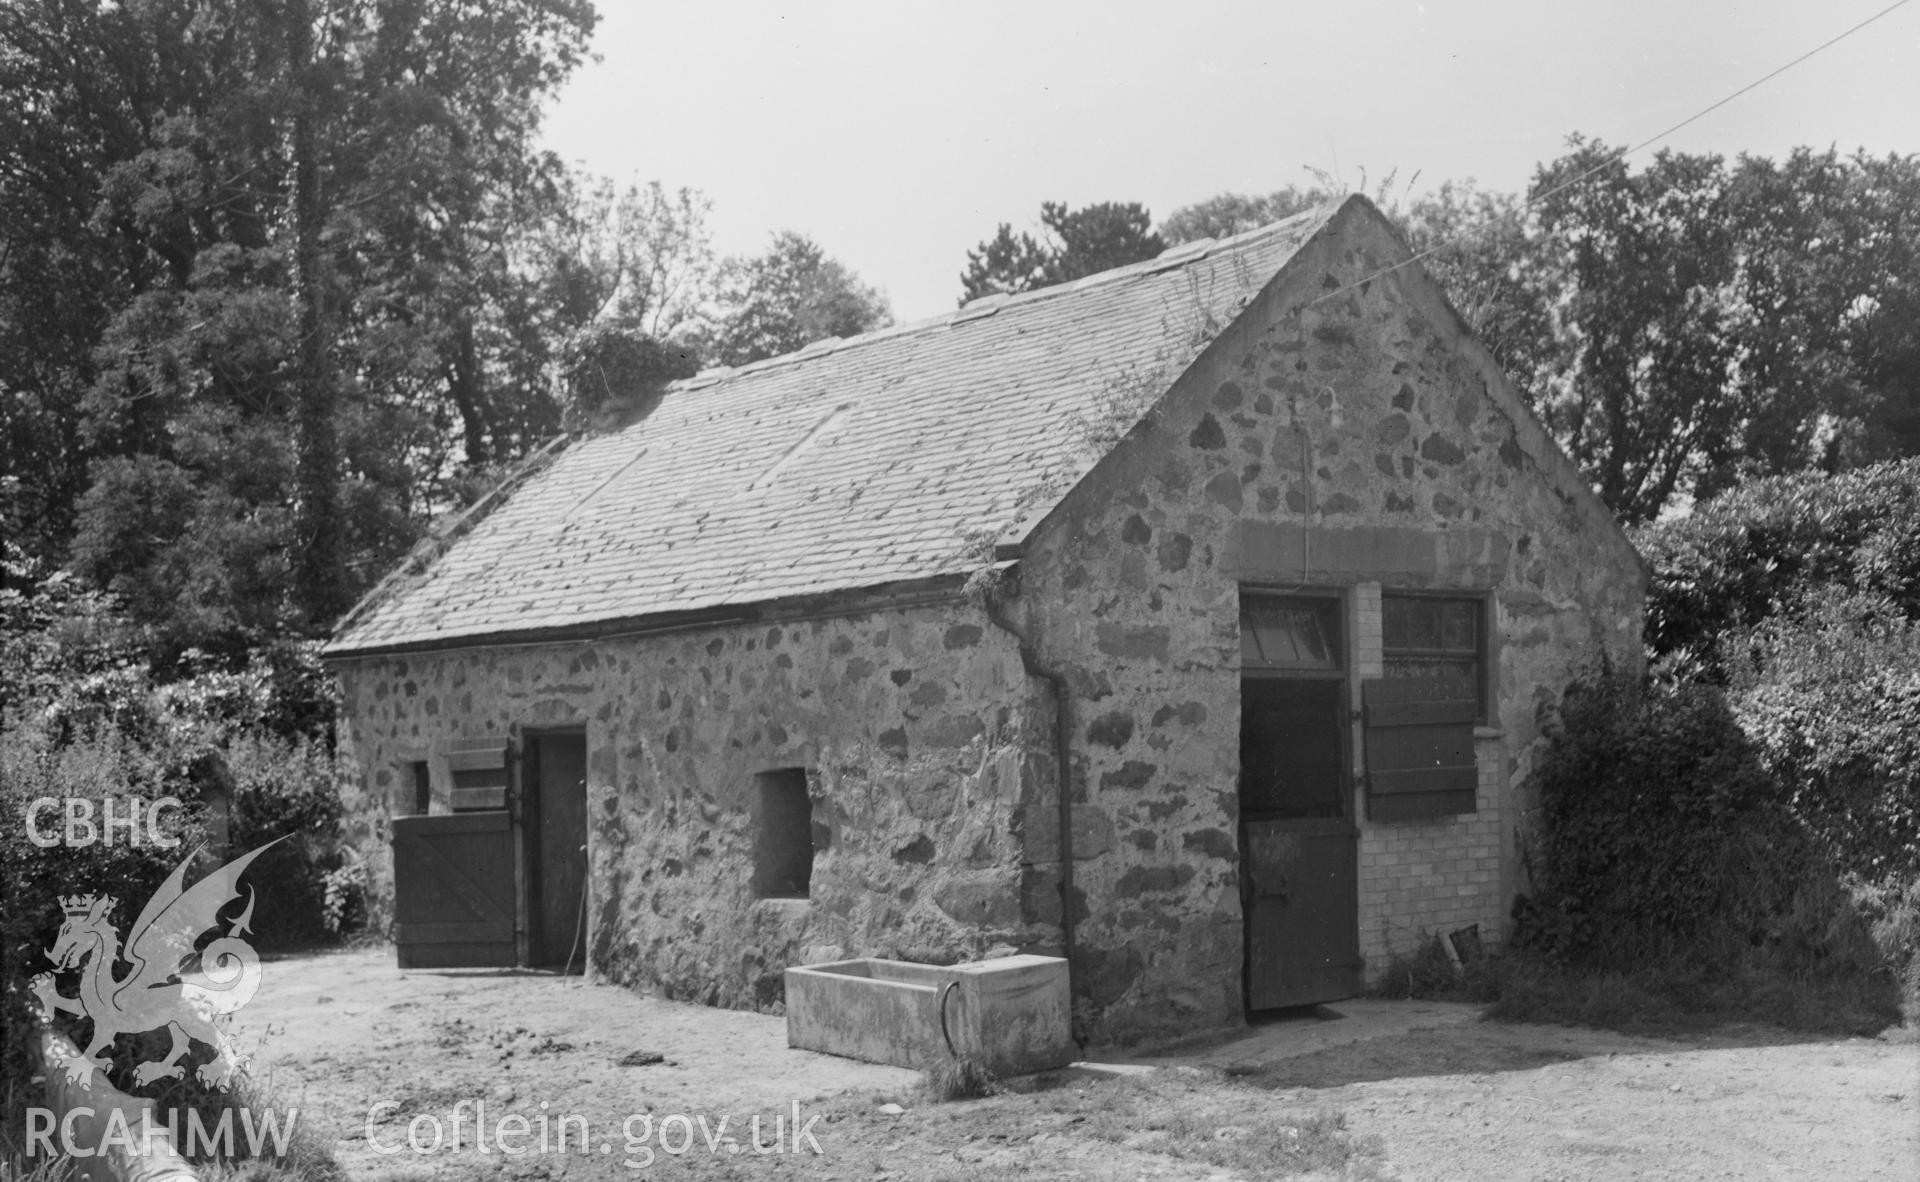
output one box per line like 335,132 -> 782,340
213,1067 -> 346,1181
1365,932 -> 1501,1003
1064,1073 -> 1385,1179
0,1151 -> 73,1181
1845,875 -> 1920,1028
921,1056 -> 999,1102
1486,954 -> 1902,1038
1367,928 -> 1906,1039
0,1069 -> 339,1182
0,1103 -> 75,1182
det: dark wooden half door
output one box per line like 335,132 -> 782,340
392,811 -> 517,968
527,732 -> 588,968
1240,677 -> 1361,1009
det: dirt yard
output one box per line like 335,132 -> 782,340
229,948 -> 1919,1180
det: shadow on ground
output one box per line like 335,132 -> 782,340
1128,999 -> 1842,1092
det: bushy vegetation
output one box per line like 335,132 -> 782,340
1500,663 -> 1915,1033
1727,595 -> 1920,884
1,545 -> 364,1125
921,1056 -> 1001,1103
1636,458 -> 1920,678
1515,669 -> 1806,963
1477,465 -> 1920,1035
1370,666 -> 1905,1034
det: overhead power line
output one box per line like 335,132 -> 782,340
1305,0 -> 1915,308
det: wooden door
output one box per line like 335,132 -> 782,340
1240,677 -> 1361,1009
525,731 -> 588,969
392,812 -> 517,968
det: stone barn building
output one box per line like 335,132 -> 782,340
325,196 -> 1644,1047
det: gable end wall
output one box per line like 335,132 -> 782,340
1010,205 -> 1645,1046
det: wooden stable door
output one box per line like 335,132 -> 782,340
1239,677 -> 1361,1009
392,811 -> 517,968
524,731 -> 588,969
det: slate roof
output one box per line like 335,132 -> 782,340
326,203 -> 1340,655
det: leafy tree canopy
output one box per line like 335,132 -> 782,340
0,0 -> 597,658
1527,138 -> 1920,520
711,231 -> 891,367
959,201 -> 1165,304
1158,187 -> 1330,244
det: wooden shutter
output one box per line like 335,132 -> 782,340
1362,679 -> 1477,822
447,739 -> 510,812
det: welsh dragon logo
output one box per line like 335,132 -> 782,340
32,838 -> 285,1091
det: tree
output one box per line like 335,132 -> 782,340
1720,149 -> 1920,469
1400,181 -> 1562,398
0,0 -> 597,657
958,201 -> 1165,303
524,175 -> 719,424
530,176 -> 721,344
711,232 -> 891,367
1528,139 -> 1746,520
1037,201 -> 1164,283
1528,138 -> 1920,521
1158,187 -> 1329,244
957,224 -> 1050,302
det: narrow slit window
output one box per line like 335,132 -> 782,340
753,768 -> 816,899
409,760 -> 431,815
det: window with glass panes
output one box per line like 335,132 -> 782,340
1381,595 -> 1484,719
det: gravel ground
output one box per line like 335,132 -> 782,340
228,948 -> 1920,1180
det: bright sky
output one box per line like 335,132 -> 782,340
542,0 -> 1920,322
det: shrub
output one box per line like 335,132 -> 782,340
2,546 -> 362,1108
1635,458 -> 1920,675
1851,878 -> 1920,1023
0,719 -> 202,1108
921,1056 -> 999,1102
225,733 -> 355,949
1727,595 -> 1920,884
1482,947 -> 1900,1037
159,641 -> 338,746
1,711 -> 367,1171
1364,933 -> 1501,1004
1515,665 -> 1805,965
0,546 -> 146,717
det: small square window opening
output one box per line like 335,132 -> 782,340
753,768 -> 816,899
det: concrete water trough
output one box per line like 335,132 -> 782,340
785,954 -> 1075,1076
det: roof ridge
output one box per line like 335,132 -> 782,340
326,199 -> 1351,654
670,201 -> 1341,394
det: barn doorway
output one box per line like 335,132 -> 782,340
1238,593 -> 1361,1011
392,737 -> 516,969
523,729 -> 589,970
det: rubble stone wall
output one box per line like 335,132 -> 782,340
332,204 -> 1644,1048
332,604 -> 1059,1010
1006,205 -> 1645,1045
